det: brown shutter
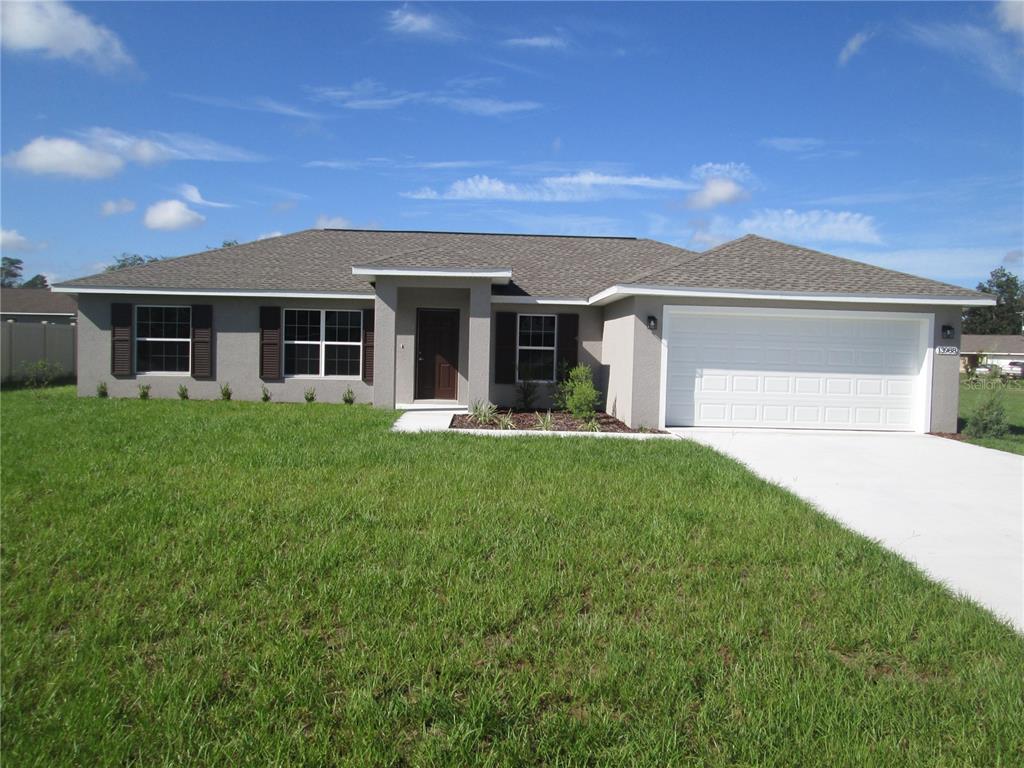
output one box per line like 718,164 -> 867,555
259,306 -> 282,380
111,302 -> 132,377
495,312 -> 517,384
362,308 -> 375,384
191,304 -> 214,379
556,313 -> 579,380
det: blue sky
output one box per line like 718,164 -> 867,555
1,1 -> 1022,288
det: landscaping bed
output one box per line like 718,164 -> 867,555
451,410 -> 659,433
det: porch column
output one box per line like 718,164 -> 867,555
372,279 -> 398,408
467,280 -> 491,405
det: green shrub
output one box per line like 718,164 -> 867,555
96,381 -> 108,398
17,360 -> 65,388
177,384 -> 189,400
559,364 -> 600,421
304,388 -> 316,403
555,364 -> 602,420
470,400 -> 497,425
220,383 -> 232,401
516,380 -> 538,410
963,389 -> 1008,438
138,384 -> 151,400
261,385 -> 271,402
343,387 -> 356,405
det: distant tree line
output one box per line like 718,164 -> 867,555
962,267 -> 1024,335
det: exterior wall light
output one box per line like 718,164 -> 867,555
646,315 -> 658,331
941,324 -> 955,340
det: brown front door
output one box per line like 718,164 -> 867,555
415,309 -> 459,400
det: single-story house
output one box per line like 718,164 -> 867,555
53,229 -> 992,433
960,334 -> 1024,373
0,288 -> 78,324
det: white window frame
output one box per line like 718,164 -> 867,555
283,308 -> 362,379
516,313 -> 557,383
134,304 -> 191,375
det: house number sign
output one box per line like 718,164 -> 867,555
936,346 -> 959,355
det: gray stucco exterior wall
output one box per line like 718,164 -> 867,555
76,294 -> 375,403
488,303 -> 604,409
613,296 -> 962,433
372,276 -> 491,407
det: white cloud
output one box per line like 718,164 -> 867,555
83,127 -> 265,164
909,22 -> 1024,93
387,6 -> 454,39
845,246 -> 1019,284
404,171 -> 692,202
690,216 -> 736,248
690,162 -> 753,182
739,209 -> 882,244
315,214 -> 351,229
838,30 -> 874,66
6,136 -> 124,178
996,0 -> 1024,39
177,183 -> 234,208
433,96 -> 541,115
1,228 -> 43,253
503,36 -> 568,49
256,231 -> 284,241
309,80 -> 540,117
6,129 -> 264,179
100,198 -> 135,216
759,137 -> 826,153
0,0 -> 133,71
1005,248 -> 1023,268
144,200 -> 205,231
181,94 -> 324,120
687,178 -> 748,210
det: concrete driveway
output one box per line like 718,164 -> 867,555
671,428 -> 1024,632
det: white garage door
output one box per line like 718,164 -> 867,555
664,307 -> 931,432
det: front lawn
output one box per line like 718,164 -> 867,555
2,388 -> 1022,766
959,381 -> 1024,455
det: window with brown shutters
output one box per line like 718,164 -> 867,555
556,313 -> 579,380
362,308 -> 375,384
259,306 -> 283,380
111,302 -> 133,377
191,304 -> 213,379
494,312 -> 517,384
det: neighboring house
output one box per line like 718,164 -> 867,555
960,334 -> 1024,373
53,230 -> 992,433
0,288 -> 78,324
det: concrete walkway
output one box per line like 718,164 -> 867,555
672,428 -> 1024,632
392,410 -> 462,433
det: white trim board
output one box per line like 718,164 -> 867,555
590,284 -> 995,307
52,286 -> 375,300
352,266 -> 512,283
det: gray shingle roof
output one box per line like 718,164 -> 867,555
960,335 -> 1024,354
628,235 -> 982,299
0,288 -> 77,315
56,229 -> 691,298
54,229 -> 985,301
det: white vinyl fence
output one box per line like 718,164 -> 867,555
0,322 -> 77,382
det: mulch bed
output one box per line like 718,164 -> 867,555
451,410 -> 663,434
929,432 -> 971,443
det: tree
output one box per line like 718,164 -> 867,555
1,256 -> 23,287
963,267 -> 1024,335
21,274 -> 49,288
105,253 -> 160,272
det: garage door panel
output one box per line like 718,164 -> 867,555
665,309 -> 927,432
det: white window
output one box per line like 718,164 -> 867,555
284,309 -> 362,378
517,314 -> 557,382
136,305 -> 191,373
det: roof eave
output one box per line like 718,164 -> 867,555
588,284 -> 996,307
350,266 -> 512,284
51,285 -> 374,300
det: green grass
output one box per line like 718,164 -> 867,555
3,387 -> 1023,766
959,382 -> 1024,455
